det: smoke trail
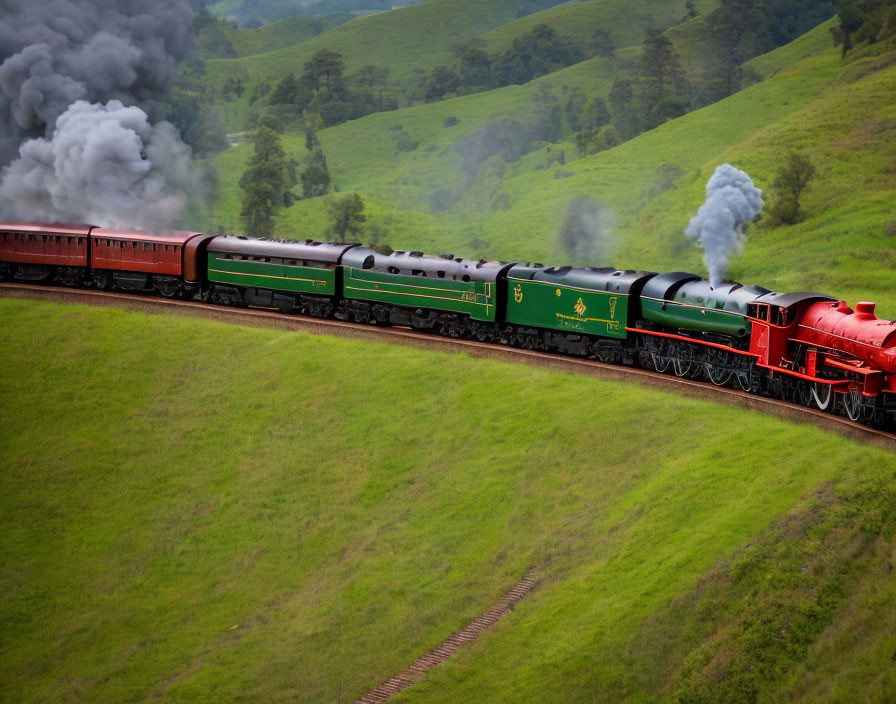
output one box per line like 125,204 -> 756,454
557,195 -> 616,265
0,100 -> 197,230
685,164 -> 763,288
0,0 -> 194,164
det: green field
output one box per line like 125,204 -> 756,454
1,300 -> 894,703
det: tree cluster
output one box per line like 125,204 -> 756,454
833,0 -> 896,55
701,0 -> 836,103
415,25 -> 583,103
262,50 -> 395,131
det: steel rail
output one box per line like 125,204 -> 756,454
2,281 -> 894,451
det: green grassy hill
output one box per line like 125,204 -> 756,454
203,0 -> 720,131
208,18 -> 896,316
222,16 -> 336,57
1,300 -> 893,703
204,0 -> 529,94
480,0 -> 718,56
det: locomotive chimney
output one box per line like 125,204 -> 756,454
854,301 -> 877,319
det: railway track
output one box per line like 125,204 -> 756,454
2,282 -> 894,451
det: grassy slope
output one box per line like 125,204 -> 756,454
481,0 -> 718,56
204,0 -> 526,91
1,300 -> 893,703
223,16 -> 336,58
204,0 -> 712,131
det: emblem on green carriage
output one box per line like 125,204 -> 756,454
574,297 -> 586,317
609,296 -> 617,319
513,283 -> 523,303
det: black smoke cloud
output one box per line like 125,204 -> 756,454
0,0 -> 194,164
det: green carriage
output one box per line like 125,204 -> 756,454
338,247 -> 514,331
502,265 -> 656,358
204,236 -> 358,314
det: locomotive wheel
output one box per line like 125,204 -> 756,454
810,382 -> 833,411
649,339 -> 671,373
706,350 -> 732,386
672,341 -> 697,378
791,380 -> 812,407
842,387 -> 863,422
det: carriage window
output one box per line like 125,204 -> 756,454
132,242 -> 138,248
285,259 -> 298,266
388,266 -> 400,274
462,274 -> 471,282
120,241 -> 126,248
412,269 -> 426,277
437,271 -> 446,278
144,243 -> 151,250
164,245 -> 170,252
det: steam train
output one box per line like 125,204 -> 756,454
2,220 -> 895,430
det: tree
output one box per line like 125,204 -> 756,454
240,182 -> 276,237
564,89 -> 587,132
609,78 -> 640,140
639,29 -> 686,105
459,48 -> 491,88
303,110 -> 324,151
423,66 -> 460,101
301,148 -> 331,198
327,193 -> 366,240
707,0 -> 776,99
770,151 -> 816,224
239,127 -> 291,236
591,29 -> 615,58
353,64 -> 390,110
530,84 -> 562,142
303,49 -> 345,96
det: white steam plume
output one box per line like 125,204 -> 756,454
0,100 -> 198,229
685,164 -> 763,288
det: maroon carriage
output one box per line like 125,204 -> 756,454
0,221 -> 93,285
89,228 -> 215,297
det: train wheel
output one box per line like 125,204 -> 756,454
810,383 -> 833,411
649,339 -> 670,373
94,271 -> 114,290
706,350 -> 733,386
157,281 -> 181,298
792,380 -> 812,407
842,387 -> 863,422
672,341 -> 696,378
